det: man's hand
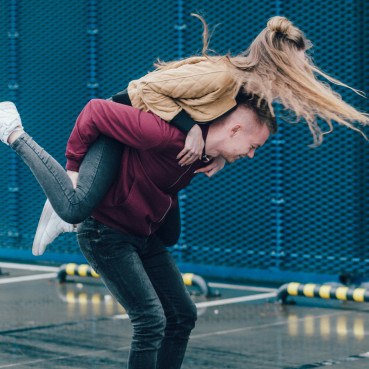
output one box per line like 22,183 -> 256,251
194,156 -> 226,177
177,124 -> 204,166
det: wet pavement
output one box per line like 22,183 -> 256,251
1,262 -> 369,368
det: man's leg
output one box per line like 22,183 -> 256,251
143,234 -> 197,369
77,217 -> 167,369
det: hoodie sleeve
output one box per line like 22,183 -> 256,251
65,99 -> 167,171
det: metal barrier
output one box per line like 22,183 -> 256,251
58,263 -> 219,297
58,263 -> 99,282
277,282 -> 369,304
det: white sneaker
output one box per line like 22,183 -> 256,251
0,102 -> 23,145
32,199 -> 75,256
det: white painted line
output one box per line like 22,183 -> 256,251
208,282 -> 277,292
0,262 -> 59,272
0,262 -> 277,291
0,273 -> 57,284
0,263 -> 278,293
191,311 -> 347,340
113,292 -> 276,319
191,321 -> 289,339
195,292 -> 276,308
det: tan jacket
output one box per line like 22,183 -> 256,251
127,57 -> 242,123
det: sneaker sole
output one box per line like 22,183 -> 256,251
32,200 -> 54,256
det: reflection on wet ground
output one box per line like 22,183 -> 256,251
1,262 -> 369,368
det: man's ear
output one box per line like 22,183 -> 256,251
230,124 -> 241,137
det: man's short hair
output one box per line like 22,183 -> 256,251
236,93 -> 278,134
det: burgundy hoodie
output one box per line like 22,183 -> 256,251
65,99 -> 210,236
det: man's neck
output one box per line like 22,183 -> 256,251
204,123 -> 221,158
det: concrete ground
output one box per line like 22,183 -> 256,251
1,261 -> 369,369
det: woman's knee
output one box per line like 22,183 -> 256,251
55,203 -> 92,224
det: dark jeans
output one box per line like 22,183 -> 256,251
11,132 -> 181,246
78,216 -> 197,369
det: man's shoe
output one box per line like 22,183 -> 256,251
32,199 -> 75,256
0,102 -> 23,145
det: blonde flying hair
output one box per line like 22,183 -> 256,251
157,14 -> 369,145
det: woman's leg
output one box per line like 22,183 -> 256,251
10,132 -> 124,224
0,100 -> 124,225
77,217 -> 167,369
143,234 -> 197,369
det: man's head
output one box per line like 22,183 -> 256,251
205,95 -> 277,163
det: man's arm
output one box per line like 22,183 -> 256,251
65,99 -> 166,171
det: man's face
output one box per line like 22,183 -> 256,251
216,106 -> 270,164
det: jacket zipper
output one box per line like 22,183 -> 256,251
168,163 -> 193,189
148,196 -> 173,235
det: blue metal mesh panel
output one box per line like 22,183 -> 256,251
172,0 -> 369,279
0,1 -> 88,257
174,0 -> 281,272
0,1 -> 368,282
96,1 -> 179,98
280,0 -> 369,276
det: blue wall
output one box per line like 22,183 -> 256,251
1,0 -> 368,283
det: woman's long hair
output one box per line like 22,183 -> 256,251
156,14 -> 369,145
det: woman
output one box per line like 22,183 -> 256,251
31,14 -> 369,255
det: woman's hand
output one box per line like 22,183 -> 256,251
194,156 -> 226,178
67,170 -> 79,189
177,124 -> 204,166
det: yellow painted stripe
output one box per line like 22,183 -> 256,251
66,263 -> 77,276
303,284 -> 316,297
336,287 -> 348,300
319,285 -> 331,299
91,269 -> 100,278
287,282 -> 300,296
353,288 -> 366,302
78,264 -> 89,277
182,273 -> 194,286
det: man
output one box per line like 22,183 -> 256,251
0,97 -> 275,368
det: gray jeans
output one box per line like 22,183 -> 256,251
11,133 -> 123,224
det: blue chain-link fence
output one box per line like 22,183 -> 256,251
1,0 -> 368,283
